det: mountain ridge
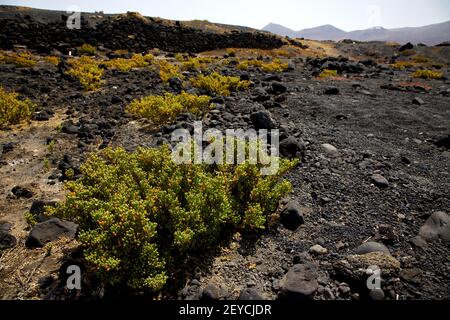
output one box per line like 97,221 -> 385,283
263,21 -> 450,45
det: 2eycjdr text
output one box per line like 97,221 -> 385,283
179,304 -> 272,317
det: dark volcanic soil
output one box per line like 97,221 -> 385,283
0,40 -> 449,300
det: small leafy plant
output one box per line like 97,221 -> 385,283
66,56 -> 104,91
25,212 -> 39,226
106,53 -> 154,72
44,56 -> 61,66
191,72 -> 250,96
0,51 -> 37,68
181,57 -> 213,72
47,145 -> 297,291
157,60 -> 184,82
226,49 -> 237,57
412,55 -> 431,64
260,58 -> 289,72
411,69 -> 443,80
0,86 -> 36,127
126,92 -> 212,125
43,157 -> 51,172
78,44 -> 96,56
390,61 -> 415,70
47,140 -> 57,152
237,59 -> 263,70
237,58 -> 289,73
318,69 -> 338,78
175,53 -> 185,62
274,49 -> 290,57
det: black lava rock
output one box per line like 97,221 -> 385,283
25,218 -> 78,248
239,288 -> 264,300
279,263 -> 319,300
250,111 -> 276,130
280,201 -> 305,231
11,186 -> 33,199
324,87 -> 340,95
0,231 -> 17,250
279,136 -> 305,158
399,42 -> 414,52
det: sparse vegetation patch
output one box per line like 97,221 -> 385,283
0,51 -> 37,68
191,72 -> 250,96
47,145 -> 297,291
105,53 -> 154,72
411,69 -> 444,79
0,86 -> 36,127
66,56 -> 104,91
237,58 -> 289,73
78,44 -> 96,56
318,69 -> 338,78
126,92 -> 213,125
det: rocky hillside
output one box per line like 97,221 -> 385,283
0,6 -> 283,53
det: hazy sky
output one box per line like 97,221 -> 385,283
2,0 -> 450,31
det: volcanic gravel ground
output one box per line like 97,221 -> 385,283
0,52 -> 449,300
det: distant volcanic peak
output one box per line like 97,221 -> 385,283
306,24 -> 344,31
262,23 -> 297,37
263,20 -> 450,45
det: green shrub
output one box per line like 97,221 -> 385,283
0,86 -> 36,127
78,44 -> 96,56
126,92 -> 212,126
191,72 -> 250,96
43,157 -> 51,172
226,49 -> 236,57
261,58 -> 289,72
181,57 -> 212,72
47,140 -> 57,152
318,69 -> 338,78
66,56 -> 104,91
274,49 -> 290,57
106,53 -> 154,72
25,212 -> 39,226
237,58 -> 289,73
411,69 -> 443,79
47,145 -> 297,291
44,55 -> 60,66
390,61 -> 415,70
237,59 -> 263,70
0,51 -> 37,68
157,60 -> 184,82
412,55 -> 431,64
175,53 -> 185,62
